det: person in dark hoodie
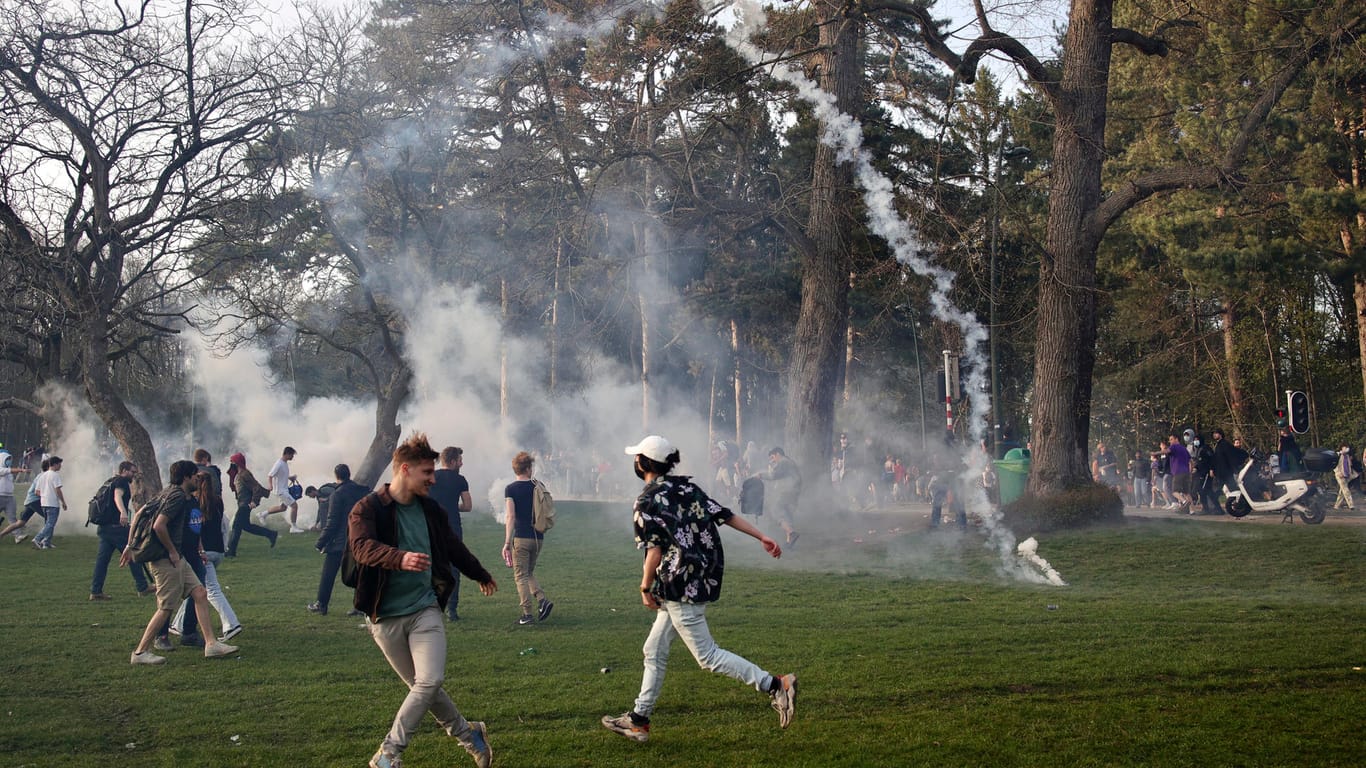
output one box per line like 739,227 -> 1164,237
348,432 -> 497,768
224,452 -> 275,556
308,463 -> 370,616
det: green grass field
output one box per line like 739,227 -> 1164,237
1,501 -> 1362,767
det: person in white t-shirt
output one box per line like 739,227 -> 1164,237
260,446 -> 301,533
0,443 -> 31,528
33,455 -> 67,549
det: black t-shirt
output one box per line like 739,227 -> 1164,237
110,475 -> 132,522
431,469 -> 469,534
505,479 -> 540,539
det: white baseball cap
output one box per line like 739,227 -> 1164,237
624,435 -> 675,463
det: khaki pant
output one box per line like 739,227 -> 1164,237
1333,473 -> 1354,509
368,605 -> 476,756
511,537 -> 546,617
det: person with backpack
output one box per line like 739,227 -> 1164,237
347,432 -> 497,768
120,460 -> 238,665
88,461 -> 152,600
502,450 -> 554,626
224,452 -> 276,556
601,435 -> 796,743
308,463 -> 370,616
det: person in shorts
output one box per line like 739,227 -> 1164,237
262,446 -> 301,532
122,460 -> 239,665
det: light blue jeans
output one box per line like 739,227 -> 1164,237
173,552 -> 238,633
633,600 -> 772,717
35,506 -> 59,545
369,605 -> 477,756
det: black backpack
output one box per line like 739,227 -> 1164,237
86,477 -> 120,527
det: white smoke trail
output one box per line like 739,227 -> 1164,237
721,0 -> 1062,585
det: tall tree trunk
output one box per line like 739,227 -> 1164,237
784,2 -> 860,479
732,319 -> 743,443
500,278 -> 510,424
843,271 -> 855,404
81,325 -> 161,492
354,364 -> 412,487
1027,0 -> 1111,494
1220,298 -> 1249,431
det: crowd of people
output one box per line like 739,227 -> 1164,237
0,430 -> 799,768
1094,424 -> 1361,514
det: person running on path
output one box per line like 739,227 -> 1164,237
602,434 -> 797,743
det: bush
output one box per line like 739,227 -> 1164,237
1000,482 -> 1125,536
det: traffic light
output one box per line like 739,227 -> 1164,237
1286,391 -> 1309,434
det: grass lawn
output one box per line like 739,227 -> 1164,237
0,500 -> 1362,767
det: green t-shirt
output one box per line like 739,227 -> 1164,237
377,501 -> 437,619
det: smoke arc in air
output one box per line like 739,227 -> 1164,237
718,0 -> 1063,586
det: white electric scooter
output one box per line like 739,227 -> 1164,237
1222,457 -> 1327,524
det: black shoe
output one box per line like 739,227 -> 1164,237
180,633 -> 205,648
269,531 -> 278,549
517,614 -> 535,625
307,601 -> 327,615
537,599 -> 554,622
346,608 -> 364,617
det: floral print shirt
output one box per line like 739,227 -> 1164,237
634,475 -> 734,604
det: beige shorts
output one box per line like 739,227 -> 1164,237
271,491 -> 297,510
148,557 -> 202,612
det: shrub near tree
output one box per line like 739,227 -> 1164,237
1000,483 -> 1126,536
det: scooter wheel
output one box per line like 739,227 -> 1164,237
1298,496 -> 1328,525
1225,497 -> 1250,518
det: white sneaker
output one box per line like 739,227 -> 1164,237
289,526 -> 305,534
255,510 -> 268,525
205,640 -> 239,658
13,534 -> 27,544
130,650 -> 166,665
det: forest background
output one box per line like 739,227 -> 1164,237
1,0 -> 1364,506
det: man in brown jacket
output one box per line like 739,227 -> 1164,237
349,432 -> 497,768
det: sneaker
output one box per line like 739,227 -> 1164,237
770,673 -> 798,728
180,633 -> 205,648
601,711 -> 650,742
13,534 -> 27,544
152,636 -> 175,652
517,614 -> 535,625
130,650 -> 166,665
41,541 -> 55,549
268,531 -> 279,549
137,587 -> 156,597
89,593 -> 112,601
222,625 -> 244,642
32,539 -> 43,549
255,510 -> 268,525
346,608 -> 365,617
464,721 -> 492,768
537,598 -> 554,622
204,640 -> 238,659
369,750 -> 403,768
289,526 -> 305,534
307,601 -> 327,615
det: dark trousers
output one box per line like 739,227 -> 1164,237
315,550 -> 343,612
90,524 -> 149,594
448,523 -> 462,620
931,493 -> 967,529
227,502 -> 274,555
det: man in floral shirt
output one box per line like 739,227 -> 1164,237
602,435 -> 798,743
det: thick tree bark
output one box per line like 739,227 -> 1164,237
784,2 -> 860,479
353,363 -> 412,487
81,324 -> 162,492
1026,0 -> 1111,493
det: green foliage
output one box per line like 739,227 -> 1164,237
1000,483 -> 1126,535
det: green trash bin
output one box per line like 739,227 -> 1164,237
994,448 -> 1031,505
